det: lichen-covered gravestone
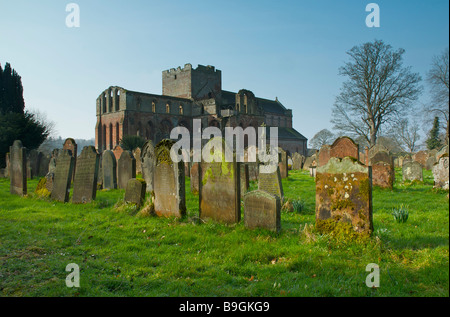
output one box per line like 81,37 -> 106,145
402,161 -> 423,182
432,155 -> 449,190
292,152 -> 304,170
154,139 -> 186,218
102,150 -> 117,189
199,137 -> 241,224
278,148 -> 288,178
425,156 -> 437,170
51,149 -> 75,202
258,164 -> 284,202
117,151 -> 136,189
133,147 -> 142,175
141,141 -> 155,192
315,157 -> 373,236
9,140 -> 27,196
72,146 -> 100,204
244,190 -> 281,232
125,178 -> 147,207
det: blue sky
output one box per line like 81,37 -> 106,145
0,0 -> 448,141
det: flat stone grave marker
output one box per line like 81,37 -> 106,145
72,146 -> 100,203
51,149 -> 75,202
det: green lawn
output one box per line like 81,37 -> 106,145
0,169 -> 448,297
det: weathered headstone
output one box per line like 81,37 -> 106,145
51,149 -> 74,202
133,147 -> 142,175
38,154 -> 50,177
117,151 -> 136,190
436,145 -> 449,160
190,162 -> 199,194
370,150 -> 395,189
432,155 -> 449,190
413,150 -> 428,167
258,164 -> 284,201
5,153 -> 10,178
45,172 -> 55,193
199,137 -> 241,224
315,157 -> 373,236
113,145 -> 124,162
48,149 -> 61,174
245,146 -> 259,181
278,148 -> 288,178
140,141 -> 155,192
330,137 -> 359,161
317,145 -> 331,167
9,140 -> 27,196
402,161 -> 423,182
425,156 -> 437,170
102,150 -> 117,189
244,190 -> 281,232
124,178 -> 147,207
304,154 -> 317,170
240,164 -> 250,197
72,146 -> 100,204
292,152 -> 304,170
154,139 -> 186,217
27,150 -> 41,179
63,138 -> 78,181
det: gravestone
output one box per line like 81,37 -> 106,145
258,164 -> 284,202
369,150 -> 395,189
413,150 -> 428,167
368,144 -> 390,160
315,157 -> 373,236
436,145 -> 449,160
199,137 -> 240,224
317,145 -> 331,167
45,172 -> 55,193
244,190 -> 281,232
425,156 -> 437,170
141,141 -> 155,192
184,162 -> 190,177
432,155 -> 449,190
38,154 -> 50,177
154,140 -> 186,217
309,165 -> 317,178
63,138 -> 78,181
48,149 -> 61,174
402,161 -> 423,182
5,153 -> 10,178
9,140 -> 27,196
292,152 -> 304,170
245,146 -> 259,181
304,154 -> 317,170
278,148 -> 288,178
102,150 -> 117,189
27,150 -> 41,179
330,137 -> 359,161
240,164 -> 250,197
190,162 -> 199,194
51,149 -> 75,202
125,178 -> 147,207
117,151 -> 136,189
72,146 -> 100,204
133,147 -> 142,175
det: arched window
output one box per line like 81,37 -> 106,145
152,101 -> 156,113
179,104 -> 183,115
102,124 -> 107,151
109,91 -> 113,112
166,103 -> 170,113
115,90 -> 120,111
115,122 -> 120,146
102,93 -> 106,113
109,123 -> 113,149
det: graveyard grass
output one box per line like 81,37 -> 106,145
0,169 -> 448,297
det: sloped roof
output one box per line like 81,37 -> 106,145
221,90 -> 287,114
267,126 -> 307,141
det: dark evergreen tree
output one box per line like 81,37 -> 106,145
426,117 -> 442,150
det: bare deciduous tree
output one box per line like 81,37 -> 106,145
331,40 -> 422,147
309,129 -> 335,150
425,48 -> 449,144
387,118 -> 421,153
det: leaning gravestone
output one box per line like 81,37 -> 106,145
72,146 -> 100,204
244,190 -> 281,232
154,139 -> 186,217
315,157 -> 373,236
258,164 -> 284,202
402,161 -> 423,182
51,149 -> 75,202
199,137 -> 241,224
117,151 -> 136,189
432,155 -> 449,190
125,178 -> 147,207
63,138 -> 78,181
102,150 -> 117,189
141,141 -> 155,192
9,140 -> 27,196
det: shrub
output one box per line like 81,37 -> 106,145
119,135 -> 146,151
